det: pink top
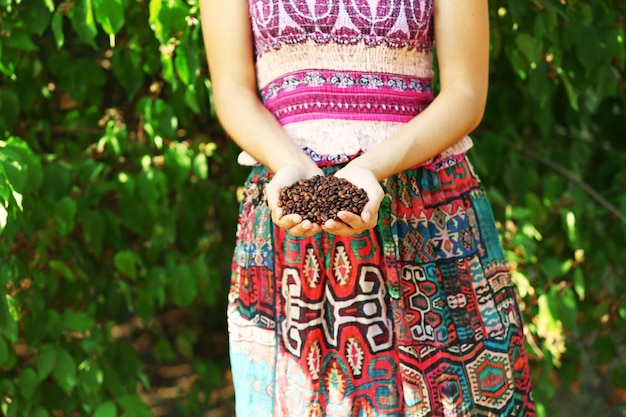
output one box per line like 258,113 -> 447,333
240,0 -> 473,169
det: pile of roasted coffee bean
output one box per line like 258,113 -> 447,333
277,175 -> 368,224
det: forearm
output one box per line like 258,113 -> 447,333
199,0 -> 313,174
348,85 -> 486,181
345,0 -> 489,181
212,82 -> 314,173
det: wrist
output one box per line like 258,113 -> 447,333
267,148 -> 315,174
345,154 -> 384,182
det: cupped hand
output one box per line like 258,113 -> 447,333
322,165 -> 384,237
265,163 -> 325,237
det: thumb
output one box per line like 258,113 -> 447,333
265,184 -> 279,211
362,209 -> 371,223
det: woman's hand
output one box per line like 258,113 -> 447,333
322,165 -> 384,237
265,163 -> 325,237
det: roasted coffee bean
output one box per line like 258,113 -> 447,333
277,175 -> 369,224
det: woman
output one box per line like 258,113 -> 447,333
200,0 -> 536,415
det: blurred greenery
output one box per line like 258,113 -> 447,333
0,0 -> 625,416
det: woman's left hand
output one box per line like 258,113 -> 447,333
322,166 -> 385,237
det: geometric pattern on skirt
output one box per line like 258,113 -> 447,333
228,157 -> 536,416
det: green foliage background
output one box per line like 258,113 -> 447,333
1,0 -> 625,416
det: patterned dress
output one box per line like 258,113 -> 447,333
228,1 -> 536,416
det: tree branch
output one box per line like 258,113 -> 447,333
522,147 -> 626,226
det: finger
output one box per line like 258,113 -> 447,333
303,228 -> 322,237
271,206 -> 284,224
337,211 -> 365,228
265,185 -> 279,209
287,220 -> 316,237
275,213 -> 303,229
300,222 -> 322,238
323,218 -> 357,237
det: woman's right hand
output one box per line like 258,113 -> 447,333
265,163 -> 324,237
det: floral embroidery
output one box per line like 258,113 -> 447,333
249,0 -> 435,53
260,70 -> 432,102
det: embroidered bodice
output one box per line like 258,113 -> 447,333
240,0 -> 472,168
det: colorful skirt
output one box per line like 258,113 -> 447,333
228,157 -> 535,417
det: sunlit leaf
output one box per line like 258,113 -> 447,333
93,401 -> 118,417
114,251 -> 138,280
68,0 -> 98,48
93,0 -> 126,37
50,9 -> 65,48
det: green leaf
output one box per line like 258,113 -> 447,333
114,250 -> 138,280
2,138 -> 44,192
556,66 -> 579,112
175,329 -> 196,360
4,295 -> 18,323
51,9 -> 65,48
68,0 -> 98,48
0,295 -> 15,336
161,49 -> 178,90
576,27 -> 602,76
33,408 -> 50,417
537,293 -> 560,335
54,196 -> 77,236
111,49 -> 145,99
149,0 -> 189,44
93,0 -> 126,36
136,169 -> 161,212
0,204 -> 8,233
79,359 -> 104,396
174,41 -> 200,86
153,338 -> 175,363
63,310 -> 96,332
93,401 -> 118,417
41,163 -> 72,202
184,84 -> 201,114
554,287 -> 577,331
117,281 -> 134,312
53,348 -> 77,393
3,398 -> 19,417
168,264 -> 198,308
525,191 -> 546,225
4,27 -> 38,51
49,260 -> 75,281
193,153 -> 208,181
573,268 -> 585,301
560,209 -> 579,247
539,257 -> 564,280
18,367 -> 39,400
154,99 -> 178,140
37,344 -> 58,381
0,89 -> 20,134
0,337 -> 9,368
46,309 -> 64,339
619,297 -> 626,321
148,0 -> 165,43
148,267 -> 167,309
118,394 -> 153,417
82,210 -> 105,255
164,143 -> 191,187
